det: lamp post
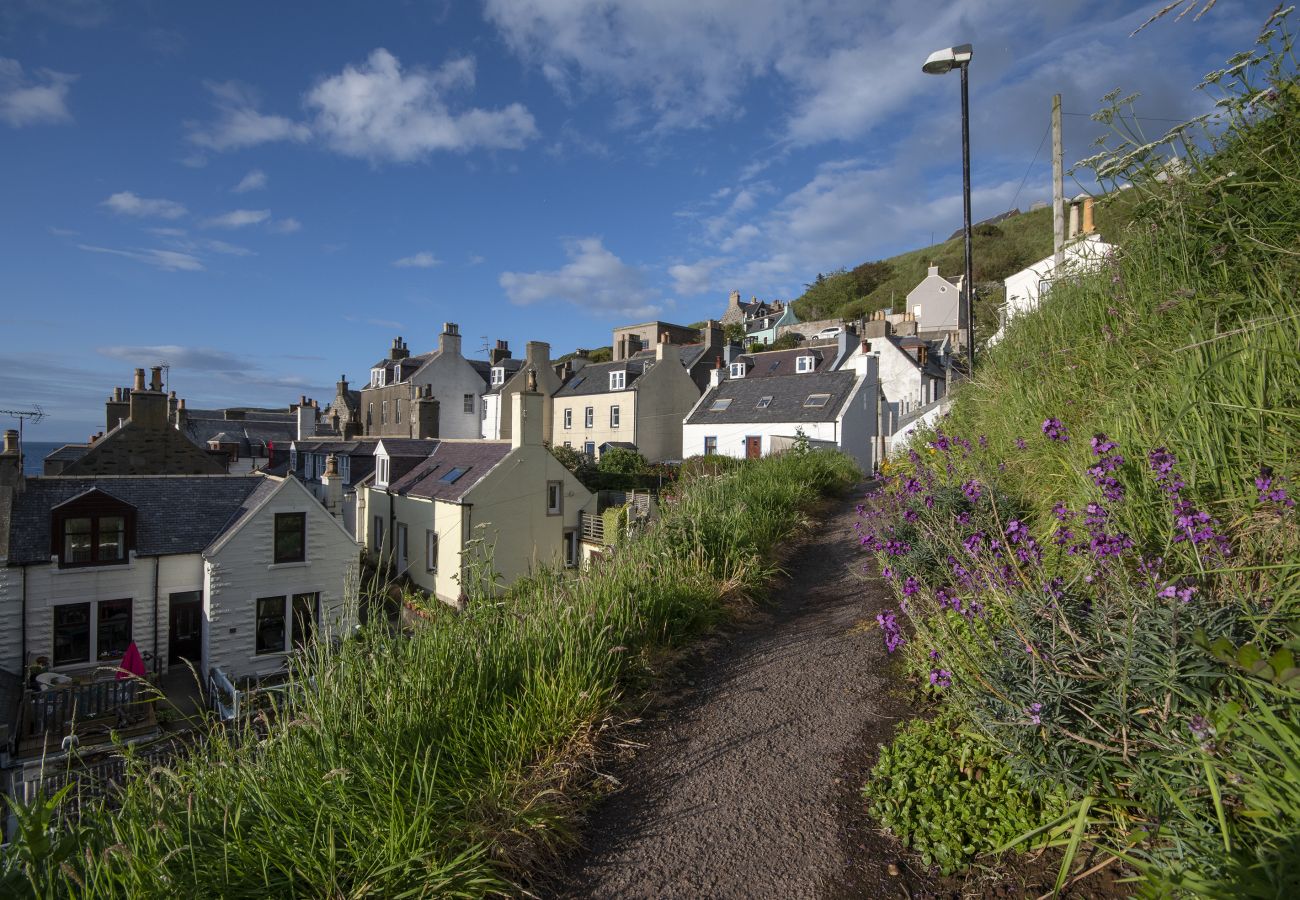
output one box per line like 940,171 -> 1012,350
922,43 -> 974,372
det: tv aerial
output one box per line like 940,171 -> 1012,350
0,405 -> 45,444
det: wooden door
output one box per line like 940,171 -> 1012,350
745,436 -> 762,459
168,591 -> 202,665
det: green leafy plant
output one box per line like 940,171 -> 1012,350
864,717 -> 1066,874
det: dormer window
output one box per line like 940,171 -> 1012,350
371,367 -> 386,387
609,370 -> 627,390
491,367 -> 506,386
376,454 -> 391,486
52,490 -> 135,568
729,362 -> 746,379
796,355 -> 816,373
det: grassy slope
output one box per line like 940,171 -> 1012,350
866,56 -> 1300,892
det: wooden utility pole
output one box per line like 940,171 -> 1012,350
1052,93 -> 1064,269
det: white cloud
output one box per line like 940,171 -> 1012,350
78,244 -> 204,272
187,80 -> 310,151
47,226 -> 78,236
98,344 -> 247,371
500,237 -> 661,318
267,217 -> 301,234
232,168 -> 267,193
668,257 -> 727,296
145,227 -> 187,237
304,49 -> 537,162
200,239 -> 254,257
393,251 -> 441,268
0,58 -> 76,127
467,254 -> 485,266
101,191 -> 188,220
203,208 -> 271,228
720,224 -> 759,252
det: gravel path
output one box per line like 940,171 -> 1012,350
549,486 -> 914,899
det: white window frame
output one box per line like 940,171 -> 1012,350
584,407 -> 594,428
796,355 -> 815,373
610,405 -> 620,428
426,529 -> 438,573
546,480 -> 563,516
491,367 -> 505,386
396,522 -> 408,572
609,370 -> 626,390
463,394 -> 474,414
376,454 -> 390,486
563,408 -> 572,430
729,362 -> 746,378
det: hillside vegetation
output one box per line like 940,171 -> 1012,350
859,17 -> 1300,895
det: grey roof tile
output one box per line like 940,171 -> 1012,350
5,475 -> 264,564
685,370 -> 858,425
554,360 -> 647,398
387,441 -> 512,502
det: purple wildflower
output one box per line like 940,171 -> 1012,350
961,480 -> 983,503
1188,715 -> 1213,742
902,576 -> 922,597
928,648 -> 941,660
1014,437 -> 1028,450
1028,702 -> 1043,725
1090,433 -> 1118,455
1005,519 -> 1030,544
1041,418 -> 1069,443
1052,502 -> 1074,522
978,435 -> 988,449
1256,466 -> 1295,508
876,610 -> 906,654
928,669 -> 952,688
903,477 -> 922,495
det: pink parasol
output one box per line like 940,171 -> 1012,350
117,641 -> 147,680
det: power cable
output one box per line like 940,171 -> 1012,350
1008,119 -> 1052,212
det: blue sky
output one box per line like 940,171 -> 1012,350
0,0 -> 1259,441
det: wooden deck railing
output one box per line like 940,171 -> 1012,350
580,511 -> 605,542
23,680 -> 141,736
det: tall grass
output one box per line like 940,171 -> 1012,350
859,14 -> 1300,894
4,450 -> 858,898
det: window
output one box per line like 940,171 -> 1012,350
274,512 -> 306,564
463,394 -> 474,414
804,393 -> 831,408
367,402 -> 374,425
563,441 -> 572,448
609,370 -> 626,390
289,448 -> 298,471
426,530 -> 438,573
376,455 -> 390,485
491,367 -> 505,386
704,436 -> 717,456
563,408 -> 573,429
256,594 -> 318,655
396,523 -> 408,571
372,516 -> 384,554
371,368 -> 384,387
564,530 -> 578,568
51,599 -> 133,667
547,481 -> 563,516
567,375 -> 586,390
395,398 -> 402,424
756,396 -> 772,409
709,398 -> 732,412
729,362 -> 746,378
61,514 -> 127,566
439,466 -> 468,483
291,593 -> 318,649
584,441 -> 595,457
53,602 -> 90,665
610,405 -> 620,428
768,360 -> 782,372
381,400 -> 388,425
796,355 -> 815,373
584,407 -> 594,428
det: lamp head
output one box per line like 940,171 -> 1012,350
922,43 -> 973,75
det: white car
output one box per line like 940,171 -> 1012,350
815,326 -> 843,339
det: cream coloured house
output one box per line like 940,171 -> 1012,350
550,340 -> 701,462
363,390 -> 593,604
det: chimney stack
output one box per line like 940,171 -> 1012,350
105,386 -> 130,432
389,337 -> 410,361
320,454 -> 343,516
490,339 -> 511,365
150,366 -> 163,391
1082,197 -> 1095,235
129,368 -> 169,429
439,323 -> 462,358
133,368 -> 146,391
1068,200 -> 1081,239
0,429 -> 22,492
511,384 -> 544,449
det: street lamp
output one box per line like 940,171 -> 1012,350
922,43 -> 974,372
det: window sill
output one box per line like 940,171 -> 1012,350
267,560 -> 310,571
52,557 -> 135,574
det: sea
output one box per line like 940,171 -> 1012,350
20,441 -> 68,477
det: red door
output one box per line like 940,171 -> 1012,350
745,436 -> 762,459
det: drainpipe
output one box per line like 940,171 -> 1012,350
152,556 -> 160,677
20,565 -> 27,677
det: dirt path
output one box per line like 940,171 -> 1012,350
547,486 -> 917,899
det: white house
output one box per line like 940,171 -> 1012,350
682,348 -> 880,472
905,264 -> 965,344
0,434 -> 357,692
840,325 -> 954,454
990,232 -> 1116,346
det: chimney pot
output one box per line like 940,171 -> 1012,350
133,368 -> 146,391
2,429 -> 18,454
150,366 -> 163,391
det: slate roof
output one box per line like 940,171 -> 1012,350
374,438 -> 441,457
182,418 -> 296,450
554,360 -> 648,398
630,343 -> 710,370
731,347 -> 833,378
44,444 -> 90,463
4,475 -> 264,564
386,441 -> 512,502
685,370 -> 858,426
292,439 -> 382,457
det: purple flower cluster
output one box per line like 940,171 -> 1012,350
961,479 -> 983,503
1014,437 -> 1028,450
877,609 -> 905,654
1256,466 -> 1295,508
928,669 -> 952,688
902,576 -> 923,597
1157,581 -> 1199,603
1027,702 -> 1043,725
1041,418 -> 1070,443
1087,433 -> 1126,502
1149,447 -> 1186,495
